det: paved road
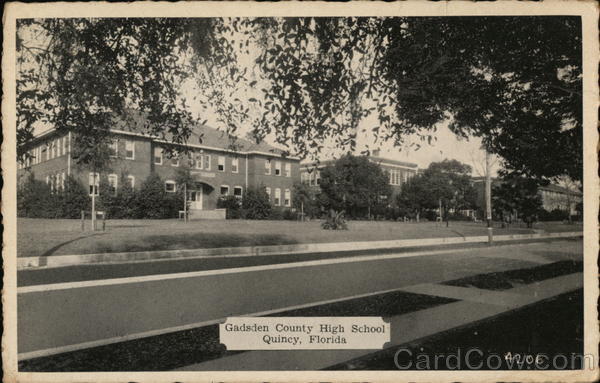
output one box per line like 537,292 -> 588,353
18,238 -> 580,287
18,239 -> 582,359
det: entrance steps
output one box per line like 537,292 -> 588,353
189,208 -> 226,220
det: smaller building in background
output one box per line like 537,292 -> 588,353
471,176 -> 582,218
538,184 -> 582,215
299,150 -> 418,198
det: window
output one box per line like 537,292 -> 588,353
231,157 -> 239,173
125,140 -> 135,159
389,169 -> 401,186
165,180 -> 176,193
284,189 -> 291,207
233,186 -> 243,198
127,175 -> 135,189
275,161 -> 281,176
42,145 -> 48,161
274,188 -> 281,206
171,152 -> 179,167
195,153 -> 203,169
60,172 -> 66,190
315,171 -> 321,185
301,172 -> 308,184
285,163 -> 291,177
89,173 -> 99,196
265,187 -> 271,200
109,140 -> 118,157
50,141 -> 55,159
265,159 -> 271,175
220,185 -> 230,196
204,154 -> 211,170
218,156 -> 225,172
56,139 -> 62,157
62,136 -> 67,156
153,147 -> 163,165
108,174 -> 118,195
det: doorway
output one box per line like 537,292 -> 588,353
187,185 -> 203,210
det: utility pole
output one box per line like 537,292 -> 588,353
485,148 -> 493,244
91,172 -> 97,231
183,183 -> 188,222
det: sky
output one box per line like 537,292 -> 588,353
25,20 -> 500,177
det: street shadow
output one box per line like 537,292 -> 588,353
91,232 -> 298,254
36,232 -> 110,265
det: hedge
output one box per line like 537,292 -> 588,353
18,172 -> 184,219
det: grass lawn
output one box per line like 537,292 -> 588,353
17,218 -> 577,258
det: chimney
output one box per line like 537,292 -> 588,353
371,149 -> 380,157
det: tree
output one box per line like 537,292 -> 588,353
292,181 -> 319,219
395,173 -> 432,221
17,17 -> 582,181
17,173 -> 56,218
217,195 -> 242,219
412,159 -> 477,222
58,175 -> 90,218
136,173 -> 168,218
319,154 -> 392,219
492,176 -> 544,228
241,186 -> 272,220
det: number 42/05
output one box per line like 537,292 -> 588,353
504,352 -> 548,367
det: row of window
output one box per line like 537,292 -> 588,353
19,136 -> 69,169
218,185 -> 244,197
109,139 -> 135,160
265,159 -> 292,177
86,172 -> 292,207
45,172 -> 66,192
153,147 -> 293,177
88,172 -> 135,196
387,169 -> 411,186
301,168 -> 413,186
217,185 -> 291,206
301,171 -> 321,186
266,187 -> 291,207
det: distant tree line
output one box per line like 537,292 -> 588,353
290,154 -> 582,226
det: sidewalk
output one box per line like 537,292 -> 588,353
177,273 -> 582,371
17,231 -> 582,270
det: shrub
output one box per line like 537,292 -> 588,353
135,173 -> 170,218
422,210 -> 439,221
447,212 -> 472,221
17,173 -> 57,218
267,208 -> 284,220
58,175 -> 90,218
282,208 -> 297,221
267,207 -> 296,220
241,187 -> 272,220
539,208 -> 570,222
218,195 -> 242,219
321,209 -> 348,230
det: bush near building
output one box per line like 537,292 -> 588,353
241,187 -> 272,220
18,173 -> 89,218
18,172 -> 184,219
217,187 -> 297,220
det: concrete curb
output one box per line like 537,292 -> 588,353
17,231 -> 582,270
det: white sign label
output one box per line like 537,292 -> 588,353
220,317 -> 390,350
